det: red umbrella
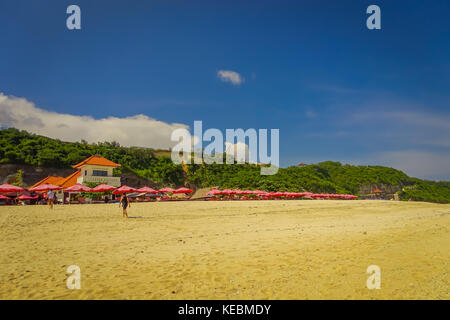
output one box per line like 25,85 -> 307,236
207,189 -> 222,196
269,191 -> 285,197
112,185 -> 137,194
173,187 -> 194,194
0,183 -> 26,193
158,187 -> 175,193
221,188 -> 233,195
91,184 -> 116,192
29,183 -> 62,192
136,186 -> 158,194
18,195 -> 39,200
0,195 -> 11,200
64,184 -> 92,192
292,192 -> 305,197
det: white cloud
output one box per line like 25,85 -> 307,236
217,70 -> 244,85
374,150 -> 450,180
351,110 -> 450,148
0,93 -> 189,149
342,150 -> 450,181
224,141 -> 254,163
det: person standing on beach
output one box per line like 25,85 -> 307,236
47,190 -> 55,209
119,194 -> 130,218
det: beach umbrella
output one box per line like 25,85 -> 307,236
64,184 -> 92,192
206,189 -> 220,196
207,189 -> 224,196
221,188 -> 233,195
29,183 -> 62,192
112,185 -> 137,194
63,184 -> 92,205
173,187 -> 194,194
0,183 -> 26,193
18,195 -> 38,200
232,189 -> 244,195
0,195 -> 10,200
136,186 -> 158,194
158,187 -> 175,193
91,184 -> 116,192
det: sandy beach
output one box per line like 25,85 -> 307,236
0,200 -> 448,300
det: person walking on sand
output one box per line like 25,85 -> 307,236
47,190 -> 55,209
119,194 -> 130,218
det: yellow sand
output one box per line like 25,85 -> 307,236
0,200 -> 448,300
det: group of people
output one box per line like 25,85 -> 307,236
44,190 -> 131,218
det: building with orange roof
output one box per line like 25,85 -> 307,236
29,176 -> 66,190
29,155 -> 122,203
73,155 -> 121,187
72,155 -> 121,169
58,171 -> 81,189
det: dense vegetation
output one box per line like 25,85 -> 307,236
1,128 -> 449,203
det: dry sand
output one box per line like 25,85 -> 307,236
0,200 -> 448,300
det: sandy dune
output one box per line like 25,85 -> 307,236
0,200 -> 448,299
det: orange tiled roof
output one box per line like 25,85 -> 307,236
29,176 -> 65,189
59,170 -> 81,188
72,155 -> 120,169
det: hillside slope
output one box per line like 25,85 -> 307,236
1,128 -> 449,203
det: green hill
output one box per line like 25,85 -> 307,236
1,128 -> 449,203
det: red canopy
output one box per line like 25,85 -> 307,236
0,194 -> 11,200
64,184 -> 92,192
221,188 -> 233,194
91,184 -> 116,192
18,195 -> 39,200
136,186 -> 158,194
112,185 -> 137,194
269,191 -> 285,197
207,189 -> 222,196
173,187 -> 194,194
0,183 -> 26,193
158,187 -> 175,193
29,183 -> 62,192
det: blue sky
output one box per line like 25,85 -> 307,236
1,0 -> 450,180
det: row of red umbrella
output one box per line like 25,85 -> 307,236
0,183 -> 193,195
1,183 -> 357,199
206,188 -> 357,199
